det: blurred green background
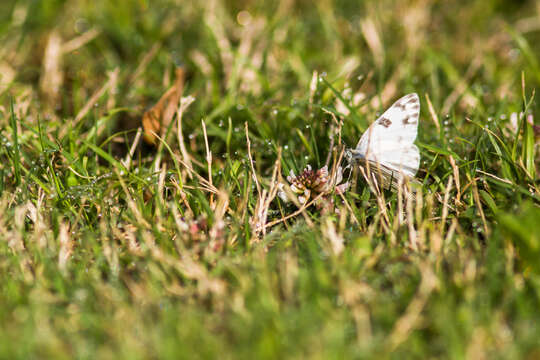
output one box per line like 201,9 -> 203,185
1,0 -> 540,359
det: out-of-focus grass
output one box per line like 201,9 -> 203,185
1,0 -> 540,358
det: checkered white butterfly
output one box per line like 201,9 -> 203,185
346,93 -> 420,189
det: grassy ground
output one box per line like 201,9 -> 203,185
1,0 -> 540,358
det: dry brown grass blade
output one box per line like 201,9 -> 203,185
41,28 -> 101,108
471,178 -> 490,236
0,61 -> 16,96
441,175 -> 453,234
406,184 -> 418,251
442,55 -> 482,114
425,93 -> 440,132
58,222 -> 73,273
40,30 -> 63,106
204,3 -> 233,84
448,155 -> 462,206
61,28 -> 101,54
201,119 -> 214,207
360,18 -> 383,69
129,43 -> 161,84
322,217 -> 344,256
245,122 -> 261,196
176,96 -> 196,177
72,68 -> 119,128
264,192 -> 325,231
252,148 -> 282,238
142,67 -> 186,145
122,127 -> 143,171
389,261 -> 438,351
368,65 -> 404,109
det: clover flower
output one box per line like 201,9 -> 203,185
278,165 -> 349,205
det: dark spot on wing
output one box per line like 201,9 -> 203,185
411,104 -> 420,110
396,102 -> 406,110
407,98 -> 418,104
403,116 -> 417,125
378,117 -> 392,127
403,113 -> 418,125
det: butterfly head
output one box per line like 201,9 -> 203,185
345,148 -> 365,164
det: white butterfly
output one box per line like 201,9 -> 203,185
346,93 -> 420,189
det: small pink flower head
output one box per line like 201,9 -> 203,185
278,165 -> 349,204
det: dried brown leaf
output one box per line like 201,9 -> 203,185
142,67 -> 186,145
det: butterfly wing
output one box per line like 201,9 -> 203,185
355,93 -> 420,178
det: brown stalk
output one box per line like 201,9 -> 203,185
264,191 -> 325,230
442,55 -> 482,114
406,184 -> 418,251
129,43 -> 161,84
73,68 -> 119,126
252,148 -> 282,238
122,127 -> 143,171
425,93 -> 440,132
40,30 -> 63,106
441,175 -> 453,234
471,178 -> 490,236
61,28 -> 101,53
389,261 -> 438,351
176,96 -> 196,177
201,119 -> 214,207
448,155 -> 461,206
245,122 -> 261,195
58,222 -> 73,273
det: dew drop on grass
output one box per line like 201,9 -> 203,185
305,125 -> 310,129
219,120 -> 223,127
234,127 -> 240,132
499,114 -> 507,120
284,145 -> 289,150
508,48 -> 520,60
